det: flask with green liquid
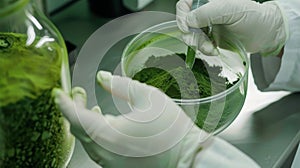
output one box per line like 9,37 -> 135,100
0,0 -> 74,167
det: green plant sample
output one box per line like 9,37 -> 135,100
133,53 -> 234,99
0,33 -> 73,167
133,54 -> 245,132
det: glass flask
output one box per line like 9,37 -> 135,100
0,0 -> 74,167
122,21 -> 249,140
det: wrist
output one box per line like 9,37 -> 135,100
259,1 -> 288,57
176,127 -> 210,167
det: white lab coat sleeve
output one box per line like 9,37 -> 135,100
250,0 -> 300,92
191,137 -> 260,168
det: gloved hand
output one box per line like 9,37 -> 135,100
176,0 -> 288,56
53,70 -> 260,168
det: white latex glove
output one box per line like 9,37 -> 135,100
176,0 -> 288,56
53,70 -> 260,168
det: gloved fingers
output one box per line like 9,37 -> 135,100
97,70 -> 164,108
187,1 -> 221,29
53,88 -> 78,122
91,105 -> 102,114
181,32 -> 198,47
53,88 -> 90,140
181,32 -> 219,56
186,0 -> 257,29
97,70 -> 126,100
176,0 -> 193,33
53,88 -> 105,143
71,87 -> 87,108
176,0 -> 224,55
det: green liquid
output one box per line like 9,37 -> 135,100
0,33 -> 73,167
133,54 -> 245,132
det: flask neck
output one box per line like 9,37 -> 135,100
0,0 -> 30,17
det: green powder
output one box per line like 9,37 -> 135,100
133,54 -> 244,132
133,53 -> 235,99
0,33 -> 73,167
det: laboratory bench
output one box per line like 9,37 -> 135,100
48,0 -> 300,167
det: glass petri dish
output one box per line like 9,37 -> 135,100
121,21 -> 249,137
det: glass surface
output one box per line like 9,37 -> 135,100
122,21 -> 249,138
0,1 -> 74,167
